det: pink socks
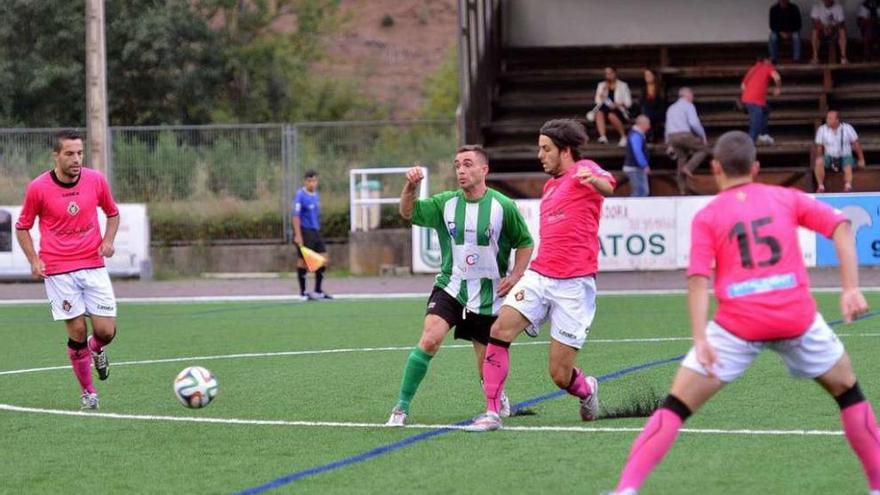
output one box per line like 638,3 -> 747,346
482,342 -> 510,414
616,408 -> 683,492
565,368 -> 592,399
841,401 -> 880,490
67,344 -> 95,395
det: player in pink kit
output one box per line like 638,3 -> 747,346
15,131 -> 120,410
468,119 -> 616,431
610,131 -> 877,495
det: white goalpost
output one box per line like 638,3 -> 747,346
348,167 -> 429,232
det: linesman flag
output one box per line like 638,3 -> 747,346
299,245 -> 326,272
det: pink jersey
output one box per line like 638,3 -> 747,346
16,168 -> 119,276
688,183 -> 847,341
530,159 -> 616,279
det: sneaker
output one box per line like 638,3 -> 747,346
499,391 -> 511,418
617,136 -> 628,147
579,375 -> 600,421
88,336 -> 109,381
465,412 -> 502,432
80,392 -> 99,410
307,292 -> 334,301
597,135 -> 609,144
385,406 -> 407,427
757,134 -> 775,145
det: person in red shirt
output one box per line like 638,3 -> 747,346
467,119 -> 616,432
609,131 -> 878,495
15,130 -> 120,410
741,55 -> 782,145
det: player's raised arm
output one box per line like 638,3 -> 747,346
574,167 -> 614,196
832,221 -> 869,322
399,166 -> 423,220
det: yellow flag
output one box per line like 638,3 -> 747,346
300,246 -> 326,272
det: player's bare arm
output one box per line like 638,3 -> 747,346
832,222 -> 869,322
574,168 -> 614,196
15,228 -> 45,279
854,140 -> 867,168
687,275 -> 718,378
100,215 -> 120,258
292,215 -> 303,246
399,166 -> 424,220
496,245 -> 533,297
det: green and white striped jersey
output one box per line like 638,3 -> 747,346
412,188 -> 533,315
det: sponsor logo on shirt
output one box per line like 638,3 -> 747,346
62,191 -> 79,197
465,254 -> 480,266
67,201 -> 80,216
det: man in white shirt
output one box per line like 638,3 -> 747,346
814,111 -> 866,193
811,0 -> 849,63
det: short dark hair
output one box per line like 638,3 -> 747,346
53,130 -> 83,152
456,144 -> 489,165
712,131 -> 755,177
539,119 -> 587,160
303,169 -> 318,179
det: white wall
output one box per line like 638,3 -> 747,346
504,0 -> 866,47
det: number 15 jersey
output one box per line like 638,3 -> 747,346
688,183 -> 847,341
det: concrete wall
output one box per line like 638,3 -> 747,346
150,242 -> 348,276
149,229 -> 413,276
503,0 -> 866,47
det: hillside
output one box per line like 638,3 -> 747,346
313,0 -> 458,118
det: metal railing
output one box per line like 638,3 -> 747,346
457,0 -> 502,145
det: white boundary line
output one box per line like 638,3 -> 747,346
0,403 -> 845,436
2,286 -> 880,306
3,333 -> 880,377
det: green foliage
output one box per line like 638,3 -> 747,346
149,198 -> 284,243
0,0 -> 382,126
422,48 -> 459,119
113,132 -> 197,201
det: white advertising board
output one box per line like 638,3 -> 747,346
413,196 -> 818,273
0,203 -> 150,278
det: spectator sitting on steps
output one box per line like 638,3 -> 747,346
811,0 -> 849,64
814,110 -> 867,193
587,67 -> 632,147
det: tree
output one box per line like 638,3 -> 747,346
0,0 -> 223,126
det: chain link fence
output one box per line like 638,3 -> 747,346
0,121 -> 456,244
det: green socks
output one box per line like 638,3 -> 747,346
395,347 -> 433,413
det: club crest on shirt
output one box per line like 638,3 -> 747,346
446,221 -> 457,237
62,300 -> 72,312
514,289 -> 525,302
67,201 -> 80,216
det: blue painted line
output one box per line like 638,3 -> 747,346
233,354 -> 685,495
234,310 -> 880,494
826,309 -> 880,327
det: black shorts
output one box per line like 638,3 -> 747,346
425,287 -> 496,345
298,228 -> 326,254
598,104 -> 628,122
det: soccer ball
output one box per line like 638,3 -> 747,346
173,366 -> 219,409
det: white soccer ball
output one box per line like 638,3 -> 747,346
173,366 -> 219,409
